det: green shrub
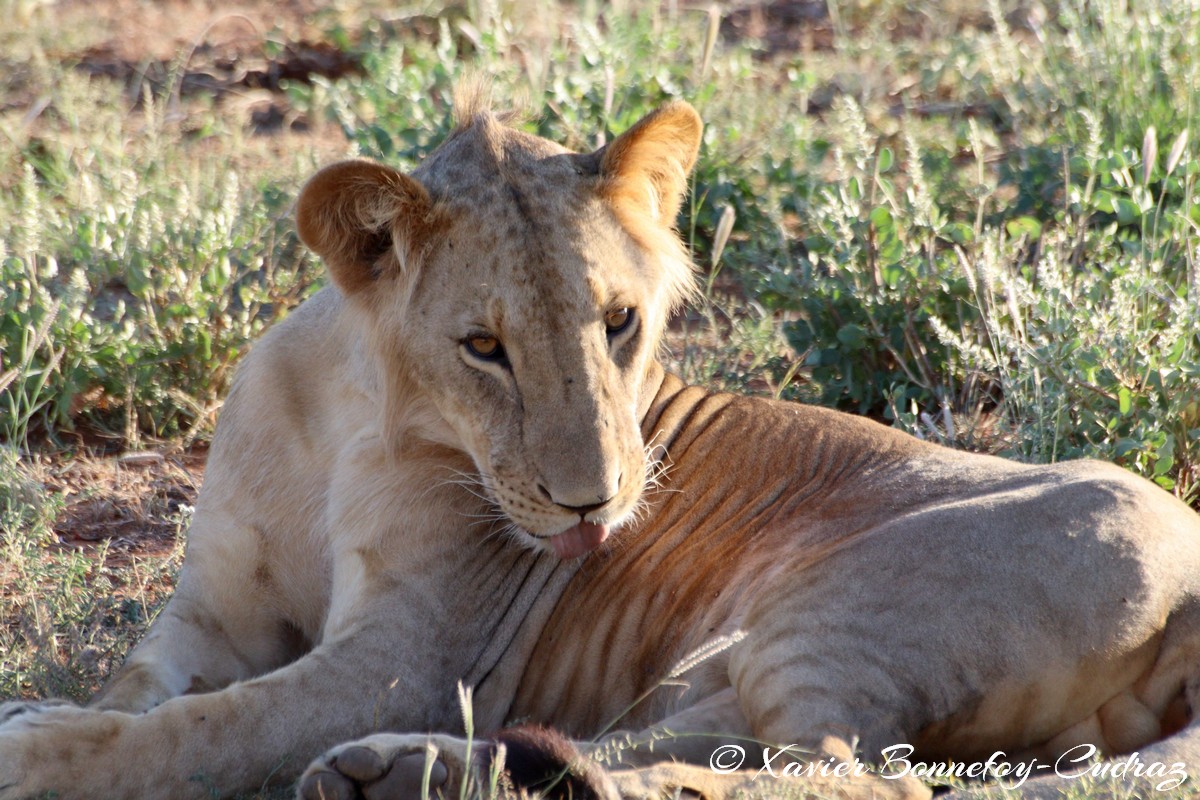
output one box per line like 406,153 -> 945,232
0,72 -> 324,448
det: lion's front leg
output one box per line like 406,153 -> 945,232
0,702 -> 136,797
0,617 -> 455,800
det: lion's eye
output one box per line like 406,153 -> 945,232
465,334 -> 504,360
605,307 -> 633,335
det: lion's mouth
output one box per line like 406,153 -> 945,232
550,521 -> 610,559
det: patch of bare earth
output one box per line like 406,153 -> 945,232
14,0 -> 373,162
46,450 -> 205,560
0,450 -> 205,634
66,0 -> 362,135
12,450 -> 206,583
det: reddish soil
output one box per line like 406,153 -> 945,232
34,0 -> 371,136
47,451 -> 205,558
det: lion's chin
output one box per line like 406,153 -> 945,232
549,521 -> 610,559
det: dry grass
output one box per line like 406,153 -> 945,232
1,452 -> 190,701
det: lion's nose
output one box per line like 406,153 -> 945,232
537,477 -> 620,516
558,498 -> 612,516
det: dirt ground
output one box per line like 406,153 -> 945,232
45,450 -> 204,557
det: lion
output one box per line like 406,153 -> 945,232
2,88 -> 1200,800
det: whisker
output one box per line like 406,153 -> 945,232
460,510 -> 508,520
465,515 -> 509,529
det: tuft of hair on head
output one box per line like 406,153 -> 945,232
452,74 -> 496,131
452,76 -> 534,135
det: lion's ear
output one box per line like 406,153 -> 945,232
598,101 -> 702,227
296,160 -> 435,295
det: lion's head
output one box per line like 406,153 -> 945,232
295,91 -> 702,559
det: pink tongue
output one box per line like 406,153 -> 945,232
550,521 -> 610,559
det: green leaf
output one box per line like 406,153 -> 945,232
879,238 -> 905,266
1114,438 -> 1140,457
1115,197 -> 1141,225
1005,216 -> 1042,239
882,264 -> 903,288
1118,386 -> 1132,416
1154,454 -> 1174,477
836,323 -> 868,349
1156,434 -> 1176,474
869,206 -> 893,230
1166,337 -> 1187,365
198,329 -> 212,361
877,147 -> 893,173
940,222 -> 974,245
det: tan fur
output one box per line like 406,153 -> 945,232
3,97 -> 1200,800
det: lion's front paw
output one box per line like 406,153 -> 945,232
298,727 -> 621,800
298,734 -> 463,800
0,704 -> 130,800
0,697 -> 75,728
0,699 -> 82,799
